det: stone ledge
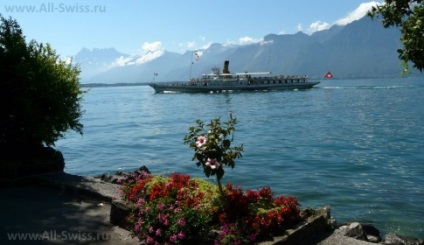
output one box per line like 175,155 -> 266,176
258,205 -> 333,245
27,172 -> 423,245
109,199 -> 335,245
35,172 -> 122,202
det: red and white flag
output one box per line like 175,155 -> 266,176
324,71 -> 333,79
194,51 -> 200,61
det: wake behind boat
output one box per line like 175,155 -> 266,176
149,61 -> 320,93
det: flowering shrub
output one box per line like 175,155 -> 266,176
183,117 -> 244,194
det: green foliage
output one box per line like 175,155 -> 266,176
183,117 -> 244,183
0,15 -> 84,150
368,1 -> 424,72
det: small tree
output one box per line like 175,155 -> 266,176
183,116 -> 243,196
368,1 -> 424,72
0,16 -> 84,172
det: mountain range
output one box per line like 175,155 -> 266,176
73,16 -> 421,84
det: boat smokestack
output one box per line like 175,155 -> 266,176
223,60 -> 230,74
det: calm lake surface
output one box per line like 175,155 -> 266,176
56,77 -> 424,238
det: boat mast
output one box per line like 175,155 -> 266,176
152,72 -> 158,82
189,50 -> 199,80
189,51 -> 193,80
267,48 -> 272,72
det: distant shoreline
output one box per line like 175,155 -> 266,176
81,82 -> 150,88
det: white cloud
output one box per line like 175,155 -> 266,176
136,41 -> 164,64
179,41 -> 196,50
63,56 -> 73,65
238,36 -> 263,45
222,36 -> 263,47
200,42 -> 212,49
141,41 -> 162,53
303,1 -> 383,34
112,41 -> 164,67
113,56 -> 134,67
223,36 -> 263,47
296,24 -> 303,32
308,21 -> 330,33
135,51 -> 164,64
335,1 -> 382,26
179,37 -> 212,52
260,40 -> 274,46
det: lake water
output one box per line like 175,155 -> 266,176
56,77 -> 424,238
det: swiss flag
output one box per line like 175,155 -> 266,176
324,71 -> 333,79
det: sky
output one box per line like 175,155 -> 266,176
1,1 -> 382,58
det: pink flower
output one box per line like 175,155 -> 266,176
149,226 -> 154,234
205,158 -> 220,169
195,136 -> 207,148
157,203 -> 165,210
155,229 -> 161,237
166,181 -> 174,188
177,231 -> 185,240
146,236 -> 154,244
170,234 -> 177,243
158,213 -> 170,225
134,224 -> 140,232
163,219 -> 169,226
177,218 -> 186,227
168,205 -> 174,211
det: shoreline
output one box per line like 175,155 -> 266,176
2,170 -> 423,244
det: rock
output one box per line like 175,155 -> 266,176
115,171 -> 124,176
367,234 -> 381,243
341,222 -> 382,243
101,174 -> 113,182
137,165 -> 151,174
363,224 -> 381,243
384,232 -> 424,245
344,222 -> 367,240
95,165 -> 152,185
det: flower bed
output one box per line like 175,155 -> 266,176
120,170 -> 302,244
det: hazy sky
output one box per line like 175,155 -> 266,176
1,1 -> 382,57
